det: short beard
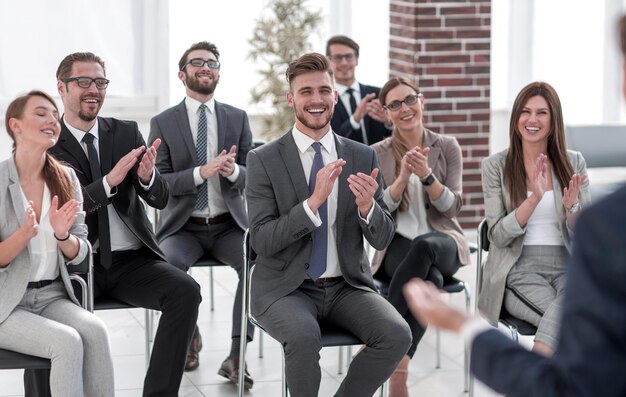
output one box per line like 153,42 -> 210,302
186,72 -> 219,96
79,110 -> 98,122
295,108 -> 332,132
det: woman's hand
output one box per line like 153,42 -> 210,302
562,173 -> 587,210
406,146 -> 431,179
529,153 -> 548,200
49,196 -> 78,241
20,201 -> 38,240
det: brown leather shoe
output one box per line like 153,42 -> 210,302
184,327 -> 203,372
218,357 -> 254,390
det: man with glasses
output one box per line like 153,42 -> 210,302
326,35 -> 391,145
26,51 -> 202,397
148,41 -> 255,389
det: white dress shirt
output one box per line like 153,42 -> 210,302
336,81 -> 369,144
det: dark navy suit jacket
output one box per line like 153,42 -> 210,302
471,184 -> 626,397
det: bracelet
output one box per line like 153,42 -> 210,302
54,232 -> 71,242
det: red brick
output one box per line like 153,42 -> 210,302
438,77 -> 474,87
470,112 -> 490,121
417,17 -> 443,28
457,102 -> 490,110
424,102 -> 454,111
416,29 -> 456,39
465,65 -> 490,74
431,114 -> 467,123
425,42 -> 463,52
445,17 -> 482,28
418,54 -> 472,64
456,29 -> 490,39
425,66 -> 464,75
465,42 -> 491,51
440,6 -> 477,15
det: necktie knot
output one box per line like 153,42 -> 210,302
311,141 -> 322,155
199,104 -> 207,113
82,133 -> 95,145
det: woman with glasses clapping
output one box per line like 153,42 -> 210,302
370,76 -> 470,397
0,90 -> 114,397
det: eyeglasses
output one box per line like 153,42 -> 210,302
182,58 -> 221,70
62,77 -> 110,89
383,94 -> 422,112
328,53 -> 356,63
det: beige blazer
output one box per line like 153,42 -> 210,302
370,129 -> 470,274
0,158 -> 89,324
478,149 -> 591,324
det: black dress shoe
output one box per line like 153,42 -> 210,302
184,327 -> 203,372
218,356 -> 254,390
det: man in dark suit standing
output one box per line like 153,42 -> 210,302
148,41 -> 255,388
402,18 -> 626,392
326,35 -> 392,145
246,52 -> 411,397
45,52 -> 202,397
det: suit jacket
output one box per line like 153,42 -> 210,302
245,131 -> 395,316
48,117 -> 169,262
370,129 -> 470,274
148,99 -> 253,240
0,158 -> 89,324
478,149 -> 591,324
331,83 -> 391,145
471,183 -> 626,397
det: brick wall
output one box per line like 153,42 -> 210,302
389,0 -> 491,229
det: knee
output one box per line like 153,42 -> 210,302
49,328 -> 83,360
379,317 -> 412,356
284,330 -> 322,360
169,275 -> 203,308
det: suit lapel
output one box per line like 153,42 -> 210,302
174,100 -> 197,160
215,101 -> 226,152
58,121 -> 91,180
335,135 -> 352,241
7,159 -> 25,228
279,132 -> 309,203
98,118 -> 114,176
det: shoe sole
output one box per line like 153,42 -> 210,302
217,368 -> 253,390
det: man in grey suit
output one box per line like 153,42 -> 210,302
148,41 -> 254,388
246,52 -> 411,397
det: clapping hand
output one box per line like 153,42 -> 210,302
20,200 -> 39,239
530,153 -> 548,199
138,138 -> 161,184
49,196 -> 78,241
562,173 -> 587,210
218,145 -> 237,178
348,168 -> 380,218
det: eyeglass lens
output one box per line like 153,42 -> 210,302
189,58 -> 220,68
387,94 -> 420,111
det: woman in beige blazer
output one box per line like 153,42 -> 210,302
371,77 -> 470,397
0,91 -> 114,396
479,81 -> 591,356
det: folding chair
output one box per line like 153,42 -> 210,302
238,229 -> 385,397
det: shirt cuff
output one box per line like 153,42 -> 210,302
349,115 -> 360,130
193,166 -> 204,186
431,186 -> 454,213
382,187 -> 400,212
138,170 -> 155,190
226,163 -> 240,182
303,200 -> 322,227
102,176 -> 115,198
460,317 -> 492,345
358,200 -> 375,224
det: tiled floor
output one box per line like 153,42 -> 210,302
0,237 -> 505,396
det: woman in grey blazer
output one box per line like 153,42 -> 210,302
0,91 -> 114,396
479,81 -> 591,356
371,77 -> 470,397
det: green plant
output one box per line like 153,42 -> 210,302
248,0 -> 322,140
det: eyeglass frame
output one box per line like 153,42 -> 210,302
62,77 -> 110,90
181,58 -> 221,71
328,53 -> 357,63
383,93 -> 423,111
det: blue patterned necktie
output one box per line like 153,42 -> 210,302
196,104 -> 208,210
308,142 -> 328,280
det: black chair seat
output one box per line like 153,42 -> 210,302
442,277 -> 466,294
500,312 -> 538,336
319,323 -> 362,348
94,295 -> 134,310
0,349 -> 50,370
193,254 -> 226,268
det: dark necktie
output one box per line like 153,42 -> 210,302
82,133 -> 112,268
346,88 -> 366,144
308,142 -> 327,280
196,104 -> 208,210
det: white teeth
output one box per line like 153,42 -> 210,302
526,127 -> 540,132
308,108 -> 324,113
401,114 -> 414,120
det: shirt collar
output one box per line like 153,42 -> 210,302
336,81 -> 360,96
185,96 -> 216,114
63,116 -> 100,143
292,125 -> 335,155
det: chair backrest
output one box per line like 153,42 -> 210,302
475,219 -> 489,308
566,125 -> 626,168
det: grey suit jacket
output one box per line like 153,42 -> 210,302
245,130 -> 395,317
149,99 -> 253,240
370,130 -> 470,273
0,158 -> 89,324
478,149 -> 591,324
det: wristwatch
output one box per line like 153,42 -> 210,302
420,172 -> 436,186
567,202 -> 581,214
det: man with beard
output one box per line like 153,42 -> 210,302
245,52 -> 411,397
148,41 -> 255,387
26,51 -> 202,397
326,35 -> 392,145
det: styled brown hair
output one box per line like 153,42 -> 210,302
620,15 -> 626,56
504,81 -> 573,207
56,52 -> 106,80
285,52 -> 334,89
5,91 -> 74,205
326,35 -> 360,58
178,41 -> 220,71
380,76 -> 422,211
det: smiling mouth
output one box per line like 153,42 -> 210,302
525,126 -> 540,133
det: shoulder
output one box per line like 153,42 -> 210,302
482,149 -> 507,168
100,117 -> 139,132
566,149 -> 585,166
371,137 -> 392,154
152,103 -> 180,121
360,83 -> 381,95
216,101 -> 246,116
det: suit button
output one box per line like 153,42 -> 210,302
304,263 -> 309,269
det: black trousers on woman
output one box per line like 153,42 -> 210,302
379,232 -> 461,357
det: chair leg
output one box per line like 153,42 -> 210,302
144,309 -> 151,370
464,284 -> 471,392
259,330 -> 264,358
338,346 -> 344,375
210,267 -> 215,311
282,347 -> 288,397
380,380 -> 387,397
435,328 -> 441,369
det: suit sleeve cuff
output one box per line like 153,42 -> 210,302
303,200 -> 322,227
138,170 -> 155,190
102,177 -> 116,198
358,200 -> 375,224
226,163 -> 240,182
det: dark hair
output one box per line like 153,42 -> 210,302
5,90 -> 74,205
285,52 -> 334,89
380,76 -> 422,211
326,35 -> 360,58
178,41 -> 220,71
504,81 -> 573,207
56,52 -> 106,80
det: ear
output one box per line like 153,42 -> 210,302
57,79 -> 65,96
178,70 -> 186,85
286,91 -> 294,108
333,89 -> 339,105
8,117 -> 20,134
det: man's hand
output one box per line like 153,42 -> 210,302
366,98 -> 388,124
106,146 -> 146,188
403,278 -> 469,332
218,145 -> 237,178
352,93 -> 377,123
308,159 -> 346,213
137,138 -> 161,184
348,168 -> 379,218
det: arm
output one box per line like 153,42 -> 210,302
427,138 -> 463,219
225,111 -> 253,191
130,125 -> 169,209
60,168 -> 89,265
0,203 -> 37,267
